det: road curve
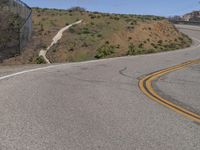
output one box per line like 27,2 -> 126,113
0,25 -> 200,149
139,59 -> 200,122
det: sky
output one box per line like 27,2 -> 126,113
23,0 -> 200,17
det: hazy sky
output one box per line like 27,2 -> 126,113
23,0 -> 200,16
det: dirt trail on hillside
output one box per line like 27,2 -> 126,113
39,20 -> 82,64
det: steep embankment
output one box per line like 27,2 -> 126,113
5,7 -> 192,64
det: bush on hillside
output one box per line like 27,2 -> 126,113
127,43 -> 137,55
95,44 -> 115,59
35,56 -> 46,64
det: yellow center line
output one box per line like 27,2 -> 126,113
139,59 -> 200,122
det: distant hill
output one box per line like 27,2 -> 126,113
4,7 -> 192,64
182,11 -> 200,22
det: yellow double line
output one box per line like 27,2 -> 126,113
139,59 -> 200,122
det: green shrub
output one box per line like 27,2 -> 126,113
145,49 -> 155,54
105,41 -> 110,45
167,43 -> 179,49
95,44 -> 115,59
163,43 -> 180,50
35,56 -> 46,64
90,14 -> 96,19
114,16 -> 120,20
127,43 -> 137,55
127,26 -> 134,30
139,43 -> 144,48
69,28 -> 75,33
158,40 -> 163,45
128,37 -> 132,41
97,34 -> 102,38
116,44 -> 120,49
81,27 -> 90,34
130,21 -> 137,25
82,42 -> 88,47
151,43 -> 155,47
52,45 -> 57,52
69,48 -> 74,51
178,37 -> 184,41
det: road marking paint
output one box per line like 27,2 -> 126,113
1,25 -> 197,81
0,65 -> 58,81
0,55 -> 134,81
139,59 -> 200,122
0,26 -> 199,120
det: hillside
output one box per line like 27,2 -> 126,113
4,7 -> 192,64
0,1 -> 22,61
182,11 -> 200,22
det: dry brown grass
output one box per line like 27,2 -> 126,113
4,7 -> 192,64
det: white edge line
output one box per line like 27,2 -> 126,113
1,27 -> 200,81
0,65 -> 56,80
0,57 -> 123,81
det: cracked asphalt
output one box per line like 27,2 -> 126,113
0,25 -> 200,149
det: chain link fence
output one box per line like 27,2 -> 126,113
0,0 -> 32,60
9,0 -> 32,53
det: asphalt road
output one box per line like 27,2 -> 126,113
0,25 -> 200,150
154,63 -> 200,117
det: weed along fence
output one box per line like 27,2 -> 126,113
0,0 -> 32,60
9,0 -> 32,53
